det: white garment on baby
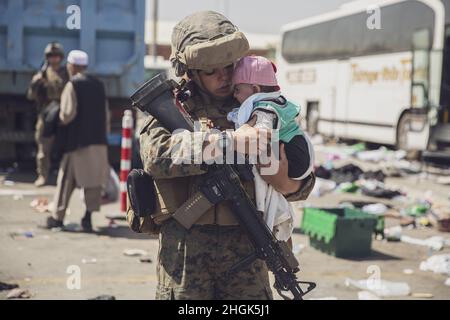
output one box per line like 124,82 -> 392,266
228,91 -> 295,242
253,167 -> 294,242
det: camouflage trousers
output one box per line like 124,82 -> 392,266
156,219 -> 273,300
35,112 -> 54,179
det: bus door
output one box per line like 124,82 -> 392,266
439,25 -> 450,124
428,24 -> 450,151
399,29 -> 431,150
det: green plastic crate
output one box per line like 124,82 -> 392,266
301,207 -> 379,258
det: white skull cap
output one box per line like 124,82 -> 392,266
67,50 -> 89,66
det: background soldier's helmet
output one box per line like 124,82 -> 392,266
169,11 -> 250,77
44,42 -> 65,59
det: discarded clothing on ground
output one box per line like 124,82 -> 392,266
361,181 -> 402,199
315,164 -> 364,184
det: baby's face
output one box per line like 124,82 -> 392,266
233,83 -> 256,104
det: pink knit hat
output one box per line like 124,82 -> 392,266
232,55 -> 278,87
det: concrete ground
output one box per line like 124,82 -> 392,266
1,144 -> 450,300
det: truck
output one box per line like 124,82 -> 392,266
0,0 -> 146,168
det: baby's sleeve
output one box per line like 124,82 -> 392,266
252,109 -> 278,130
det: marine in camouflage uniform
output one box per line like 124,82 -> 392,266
127,11 -> 316,300
27,42 -> 69,187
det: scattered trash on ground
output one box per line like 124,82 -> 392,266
123,249 -> 148,257
13,194 -> 24,200
345,278 -> 411,297
88,295 -> 116,300
30,198 -> 51,213
81,258 -> 97,264
357,290 -> 381,300
9,231 -> 35,240
0,282 -> 19,291
292,244 -> 305,255
360,181 -> 403,199
403,202 -> 430,217
102,167 -> 120,204
419,254 -> 450,275
356,147 -> 405,163
401,236 -> 448,251
361,203 -> 388,215
6,288 -> 32,299
315,163 -> 364,184
429,209 -> 450,232
384,226 -> 402,241
338,182 -> 359,193
403,269 -> 414,275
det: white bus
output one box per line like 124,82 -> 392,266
277,0 -> 450,151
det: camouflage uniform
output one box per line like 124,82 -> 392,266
127,11 -> 316,300
27,43 -> 69,185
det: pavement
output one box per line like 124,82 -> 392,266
1,142 -> 450,300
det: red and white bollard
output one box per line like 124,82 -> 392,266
120,110 -> 133,213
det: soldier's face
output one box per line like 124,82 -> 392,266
47,55 -> 62,68
197,64 -> 234,98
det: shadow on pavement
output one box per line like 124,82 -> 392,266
96,225 -> 158,240
1,171 -> 57,186
337,249 -> 402,261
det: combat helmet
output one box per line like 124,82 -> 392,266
169,11 -> 249,77
44,42 -> 65,59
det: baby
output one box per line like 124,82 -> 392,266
228,55 -> 314,243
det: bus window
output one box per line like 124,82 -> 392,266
281,0 -> 435,64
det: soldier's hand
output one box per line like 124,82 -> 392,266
233,124 -> 271,156
32,73 -> 45,83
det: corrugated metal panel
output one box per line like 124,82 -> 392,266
0,0 -> 145,97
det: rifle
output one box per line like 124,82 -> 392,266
35,60 -> 49,107
129,73 -> 316,300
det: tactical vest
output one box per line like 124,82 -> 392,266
45,66 -> 69,103
63,73 -> 107,153
146,89 -> 256,227
253,97 -> 302,143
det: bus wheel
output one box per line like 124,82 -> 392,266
396,113 -> 421,159
306,104 -> 319,136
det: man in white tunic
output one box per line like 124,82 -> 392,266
45,50 -> 109,232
